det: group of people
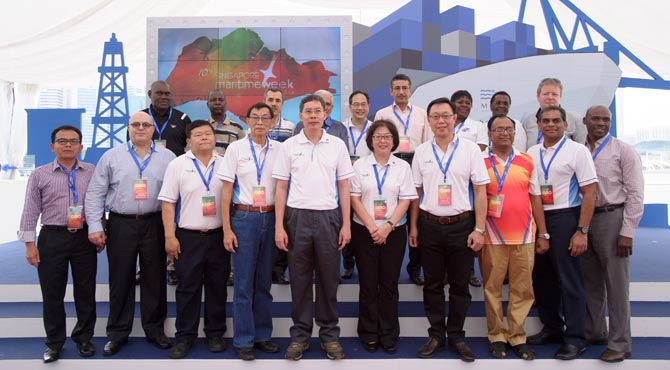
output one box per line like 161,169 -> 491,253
19,75 -> 644,364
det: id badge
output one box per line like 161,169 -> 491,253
487,194 -> 505,218
398,135 -> 410,152
252,186 -> 267,207
540,185 -> 554,205
67,205 -> 84,229
154,139 -> 167,149
133,179 -> 148,200
350,155 -> 360,164
438,184 -> 452,206
373,199 -> 387,220
202,196 -> 217,216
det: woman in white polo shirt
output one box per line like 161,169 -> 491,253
349,120 -> 418,354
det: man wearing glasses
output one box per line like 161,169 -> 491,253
293,89 -> 349,146
18,125 -> 100,363
85,111 -> 176,356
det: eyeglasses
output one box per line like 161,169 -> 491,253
129,122 -> 153,128
54,138 -> 81,145
302,109 -> 324,115
350,102 -> 368,108
490,127 -> 516,134
428,113 -> 455,121
372,135 -> 393,141
247,115 -> 272,123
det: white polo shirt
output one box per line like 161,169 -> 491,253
527,137 -> 598,211
455,117 -> 488,147
350,154 -> 418,226
343,118 -> 372,158
158,150 -> 223,230
217,136 -> 280,206
272,129 -> 354,210
374,102 -> 432,152
412,137 -> 490,216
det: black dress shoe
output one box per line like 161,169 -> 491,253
169,341 -> 192,359
527,330 -> 562,345
417,337 -> 444,358
254,341 -> 280,353
135,271 -> 141,285
363,341 -> 378,352
77,341 -> 96,357
167,270 -> 179,286
236,347 -> 256,361
410,274 -> 425,286
341,268 -> 354,279
554,343 -> 586,360
208,336 -> 226,352
43,347 -> 60,363
451,341 -> 475,362
147,333 -> 172,349
103,340 -> 126,356
469,274 -> 482,287
272,272 -> 289,285
382,343 -> 397,354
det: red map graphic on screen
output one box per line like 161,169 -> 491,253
165,28 -> 336,117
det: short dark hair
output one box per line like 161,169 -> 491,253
490,91 -> 511,106
390,74 -> 411,87
51,125 -> 82,143
487,114 -> 515,131
264,88 -> 283,101
185,119 -> 215,138
246,102 -> 274,118
450,90 -> 472,103
538,105 -> 567,122
426,97 -> 456,116
365,119 -> 399,152
348,90 -> 369,104
299,94 -> 326,112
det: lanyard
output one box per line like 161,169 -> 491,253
249,136 -> 269,185
393,105 -> 412,135
215,113 -> 228,129
488,150 -> 514,194
271,117 -> 284,140
348,120 -> 369,155
127,142 -> 154,178
455,119 -> 466,134
372,163 -> 389,196
536,131 -> 543,145
192,157 -> 215,193
58,163 -> 78,204
591,134 -> 611,160
148,107 -> 172,140
539,136 -> 567,182
431,137 -> 459,183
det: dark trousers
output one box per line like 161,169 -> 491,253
105,213 -> 166,341
418,213 -> 474,343
351,222 -> 406,347
272,248 -> 288,276
37,226 -> 97,350
533,207 -> 586,348
285,207 -> 342,343
341,213 -> 356,271
174,228 -> 230,342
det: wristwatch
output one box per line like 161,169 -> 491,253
577,225 -> 589,234
537,232 -> 550,240
386,220 -> 396,231
474,227 -> 486,236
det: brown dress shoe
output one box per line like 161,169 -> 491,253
417,337 -> 444,358
451,341 -> 475,362
600,348 -> 631,362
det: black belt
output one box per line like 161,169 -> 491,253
419,210 -> 473,225
41,224 -> 88,233
544,206 -> 580,216
109,211 -> 161,220
178,227 -> 222,235
594,204 -> 624,214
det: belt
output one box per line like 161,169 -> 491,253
41,224 -> 88,233
544,206 -> 580,216
109,211 -> 161,220
233,204 -> 275,213
594,204 -> 624,214
178,227 -> 222,235
420,210 -> 473,225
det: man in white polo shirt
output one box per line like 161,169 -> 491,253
274,94 -> 354,361
409,97 -> 490,362
158,120 -> 229,359
526,106 -> 597,360
374,73 -> 432,285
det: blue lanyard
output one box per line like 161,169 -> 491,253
539,136 -> 567,182
393,105 -> 412,135
488,150 -> 514,194
591,134 -> 611,160
215,113 -> 228,129
271,117 -> 284,140
431,137 -> 459,183
58,163 -> 78,204
455,119 -> 466,134
249,136 -> 269,185
127,142 -> 154,178
536,131 -> 543,144
148,107 -> 172,140
348,120 -> 369,155
192,157 -> 215,193
372,163 -> 389,196
324,117 -> 332,133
